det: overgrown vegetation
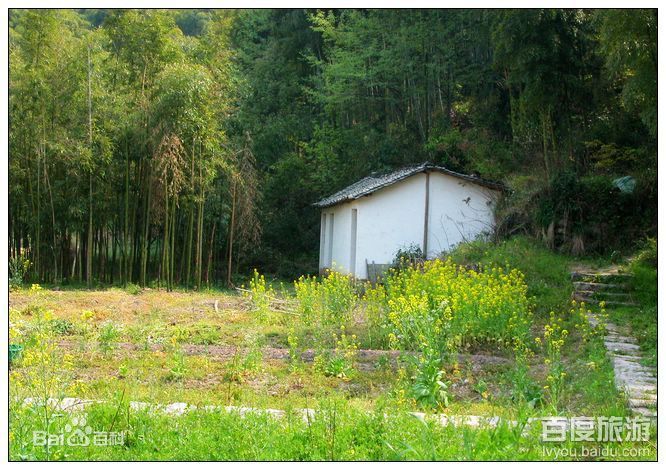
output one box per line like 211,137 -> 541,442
9,236 -> 654,460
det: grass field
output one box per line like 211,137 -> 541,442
8,238 -> 657,461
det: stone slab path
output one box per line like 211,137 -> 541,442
571,269 -> 657,418
19,396 -> 555,434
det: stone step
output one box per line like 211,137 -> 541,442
573,293 -> 639,307
574,290 -> 633,301
571,271 -> 633,283
624,384 -> 657,395
604,341 -> 641,353
572,281 -> 628,292
616,373 -> 657,384
604,334 -> 639,344
632,392 -> 658,403
605,323 -> 632,336
630,407 -> 657,418
629,398 -> 657,408
613,354 -> 654,368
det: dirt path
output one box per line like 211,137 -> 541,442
57,339 -> 511,372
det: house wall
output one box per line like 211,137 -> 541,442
353,174 -> 427,278
319,201 -> 353,274
426,172 -> 499,258
318,171 -> 500,279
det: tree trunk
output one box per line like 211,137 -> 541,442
226,179 -> 237,287
140,160 -> 152,287
206,221 -> 216,288
86,45 -> 94,289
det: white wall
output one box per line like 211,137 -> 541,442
318,171 -> 500,279
319,202 -> 352,274
426,172 -> 499,258
353,174 -> 426,278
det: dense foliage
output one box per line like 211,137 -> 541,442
9,9 -> 657,286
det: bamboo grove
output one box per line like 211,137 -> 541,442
9,9 -> 657,287
9,10 -> 260,288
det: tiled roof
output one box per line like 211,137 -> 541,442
314,163 -> 505,208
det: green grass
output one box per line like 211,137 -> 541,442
608,260 -> 657,367
9,400 -> 655,461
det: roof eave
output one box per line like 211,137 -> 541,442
313,164 -> 507,208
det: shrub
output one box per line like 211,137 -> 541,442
125,283 -> 142,295
392,244 -> 425,271
9,253 -> 31,290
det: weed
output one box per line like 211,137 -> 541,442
542,312 -> 568,412
165,346 -> 188,382
97,321 -> 121,354
171,323 -> 221,345
294,271 -> 357,331
243,270 -> 276,323
49,318 -> 76,336
410,357 -> 449,409
315,331 -> 359,379
287,327 -> 303,371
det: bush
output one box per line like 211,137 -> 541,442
392,244 -> 425,271
9,253 -> 31,290
632,238 -> 657,269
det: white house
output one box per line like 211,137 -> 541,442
314,163 -> 504,279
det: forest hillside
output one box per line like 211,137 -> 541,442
8,9 -> 657,286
